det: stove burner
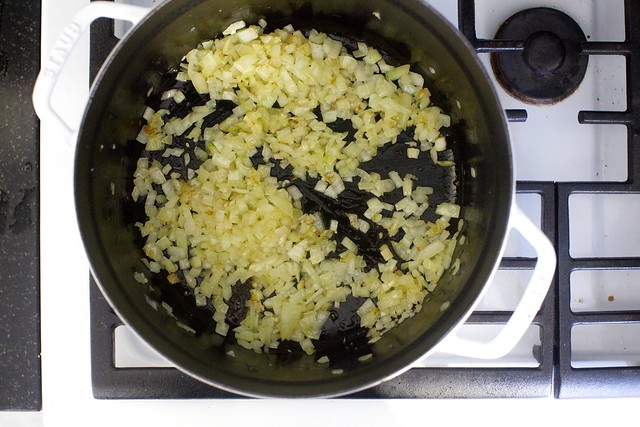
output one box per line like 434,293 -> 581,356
491,8 -> 588,105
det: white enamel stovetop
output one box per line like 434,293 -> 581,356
3,0 -> 639,425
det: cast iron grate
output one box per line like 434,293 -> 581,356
89,0 -> 557,399
554,0 -> 640,399
460,0 -> 640,398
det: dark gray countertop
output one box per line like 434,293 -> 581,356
0,0 -> 42,411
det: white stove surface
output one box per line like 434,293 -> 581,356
5,0 -> 639,425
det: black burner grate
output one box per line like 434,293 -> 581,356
555,0 -> 640,399
460,0 -> 640,398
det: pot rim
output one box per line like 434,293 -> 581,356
75,0 -> 514,398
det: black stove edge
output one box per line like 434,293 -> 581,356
0,0 -> 42,412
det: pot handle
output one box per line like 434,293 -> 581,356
32,1 -> 151,137
432,204 -> 556,359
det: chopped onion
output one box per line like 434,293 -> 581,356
222,20 -> 246,36
407,147 -> 420,159
131,22 -> 461,357
236,27 -> 259,43
435,202 -> 461,219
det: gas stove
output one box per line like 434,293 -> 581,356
2,0 -> 640,424
88,0 -> 640,399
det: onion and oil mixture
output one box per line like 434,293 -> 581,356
131,20 -> 462,358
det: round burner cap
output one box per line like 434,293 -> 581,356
491,8 -> 588,105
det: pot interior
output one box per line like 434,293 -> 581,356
75,0 -> 512,397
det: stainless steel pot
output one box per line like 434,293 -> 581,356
33,0 -> 555,398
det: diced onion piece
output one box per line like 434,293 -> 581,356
223,20 -> 246,35
364,197 -> 384,219
385,64 -> 410,81
190,71 -> 208,94
314,179 -> 329,193
287,185 -> 303,202
407,148 -> 420,159
380,244 -> 393,261
142,107 -> 155,121
288,240 -> 308,262
341,237 -> 358,254
388,171 -> 403,188
136,128 -> 149,144
434,136 -> 447,151
435,202 -> 461,218
236,27 -> 259,43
